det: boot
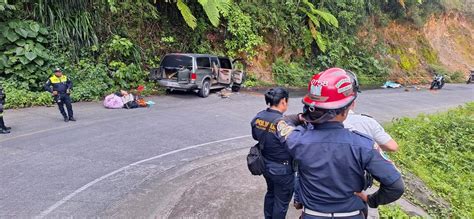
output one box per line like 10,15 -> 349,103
0,128 -> 10,134
0,117 -> 9,131
68,117 -> 76,122
63,116 -> 69,122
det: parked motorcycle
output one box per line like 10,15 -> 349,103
430,75 -> 445,90
467,70 -> 474,84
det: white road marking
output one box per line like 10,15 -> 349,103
36,134 -> 251,218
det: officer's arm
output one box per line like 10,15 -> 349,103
67,77 -> 73,90
367,177 -> 404,208
44,79 -> 52,93
363,147 -> 404,208
250,117 -> 258,140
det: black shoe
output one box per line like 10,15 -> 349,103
0,129 -> 10,134
69,117 -> 76,122
5,126 -> 11,130
64,117 -> 69,122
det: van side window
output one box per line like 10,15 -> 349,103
196,57 -> 211,68
210,57 -> 219,68
219,58 -> 232,69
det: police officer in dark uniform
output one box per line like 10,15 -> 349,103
0,85 -> 11,134
45,68 -> 75,122
277,68 -> 404,218
251,87 -> 294,219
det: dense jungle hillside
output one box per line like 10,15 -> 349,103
0,0 -> 473,108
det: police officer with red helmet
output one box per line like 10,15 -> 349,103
277,68 -> 404,218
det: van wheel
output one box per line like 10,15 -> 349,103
199,80 -> 211,98
231,85 -> 241,92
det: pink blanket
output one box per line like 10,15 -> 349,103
103,94 -> 124,109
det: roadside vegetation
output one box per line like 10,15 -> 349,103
1,0 -> 472,109
380,102 -> 474,218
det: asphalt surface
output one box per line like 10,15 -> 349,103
0,84 -> 472,218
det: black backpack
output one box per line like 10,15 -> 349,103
247,118 -> 278,175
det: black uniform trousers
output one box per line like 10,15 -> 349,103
263,160 -> 294,219
55,94 -> 73,118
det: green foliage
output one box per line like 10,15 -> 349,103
175,0 -> 231,30
108,35 -> 134,58
386,103 -> 474,217
0,20 -> 53,90
2,81 -> 53,109
32,0 -> 101,59
379,204 -> 420,218
109,61 -> 148,89
272,59 -> 310,87
177,0 -> 197,29
243,73 -> 271,87
224,6 -> 263,58
67,59 -> 115,102
300,0 -> 339,53
428,64 -> 465,83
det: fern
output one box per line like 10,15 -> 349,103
311,9 -> 338,28
177,0 -> 197,29
299,0 -> 338,53
199,0 -> 220,27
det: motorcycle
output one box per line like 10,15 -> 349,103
467,70 -> 474,84
430,75 -> 445,90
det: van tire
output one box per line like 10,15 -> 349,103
199,80 -> 211,98
232,85 -> 241,92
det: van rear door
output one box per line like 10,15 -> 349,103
160,55 -> 193,83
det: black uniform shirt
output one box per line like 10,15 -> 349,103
251,108 -> 291,163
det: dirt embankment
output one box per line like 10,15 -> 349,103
424,12 -> 474,74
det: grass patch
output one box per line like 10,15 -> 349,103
385,102 -> 474,218
379,204 -> 421,218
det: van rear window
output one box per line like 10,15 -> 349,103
161,55 -> 193,68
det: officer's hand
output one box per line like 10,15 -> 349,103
298,113 -> 306,123
355,192 -> 368,202
293,202 -> 303,210
52,91 -> 58,96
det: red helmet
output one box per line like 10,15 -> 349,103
302,68 -> 356,110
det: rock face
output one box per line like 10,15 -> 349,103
424,12 -> 474,74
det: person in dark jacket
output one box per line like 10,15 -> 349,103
250,87 -> 294,219
0,85 -> 11,134
277,68 -> 404,218
45,68 -> 75,122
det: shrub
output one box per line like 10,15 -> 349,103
272,59 -> 312,87
2,81 -> 53,109
67,59 -> 115,102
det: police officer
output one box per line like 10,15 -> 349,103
277,68 -> 404,218
0,85 -> 11,134
251,87 -> 294,219
45,68 -> 75,122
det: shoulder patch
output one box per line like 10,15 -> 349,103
277,120 -> 295,139
379,150 -> 391,161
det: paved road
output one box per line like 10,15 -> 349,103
0,84 -> 472,218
